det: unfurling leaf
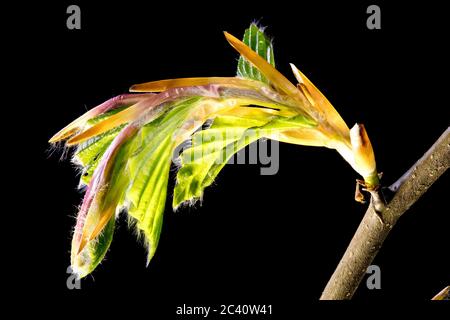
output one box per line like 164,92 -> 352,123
51,23 -> 378,277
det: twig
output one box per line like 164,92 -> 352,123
320,127 -> 450,300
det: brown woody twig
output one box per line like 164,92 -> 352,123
320,127 -> 450,300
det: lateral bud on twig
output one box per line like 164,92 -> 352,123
350,123 -> 379,189
351,123 -> 383,206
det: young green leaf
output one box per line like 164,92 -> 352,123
173,112 -> 316,207
237,23 -> 275,84
126,97 -> 203,262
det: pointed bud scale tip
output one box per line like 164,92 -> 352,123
289,63 -> 304,84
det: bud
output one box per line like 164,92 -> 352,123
350,123 -> 379,188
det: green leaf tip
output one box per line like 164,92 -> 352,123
237,23 -> 275,84
71,215 -> 115,278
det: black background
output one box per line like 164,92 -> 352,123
14,0 -> 449,314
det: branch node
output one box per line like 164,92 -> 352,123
320,127 -> 449,300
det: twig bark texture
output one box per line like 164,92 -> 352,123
320,127 -> 450,300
